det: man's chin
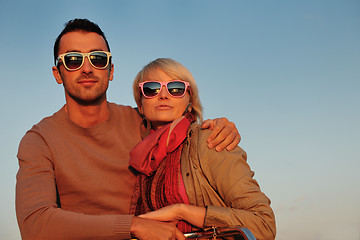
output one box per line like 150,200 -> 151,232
68,93 -> 106,106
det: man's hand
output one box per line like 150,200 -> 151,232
131,216 -> 185,240
201,117 -> 241,151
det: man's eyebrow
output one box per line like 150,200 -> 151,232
64,49 -> 107,53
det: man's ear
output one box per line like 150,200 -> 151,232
52,66 -> 63,84
109,63 -> 114,81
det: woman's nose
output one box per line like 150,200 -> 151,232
158,86 -> 169,99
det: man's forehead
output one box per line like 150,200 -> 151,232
58,31 -> 109,53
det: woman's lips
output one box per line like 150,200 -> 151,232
156,105 -> 172,110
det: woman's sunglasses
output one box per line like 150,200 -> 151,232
139,80 -> 190,98
56,51 -> 112,71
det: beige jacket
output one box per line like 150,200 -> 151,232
180,124 -> 276,240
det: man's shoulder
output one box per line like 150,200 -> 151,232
109,103 -> 141,124
109,102 -> 138,114
109,102 -> 134,109
18,108 -> 64,153
27,108 -> 63,133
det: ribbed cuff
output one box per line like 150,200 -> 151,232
114,215 -> 133,239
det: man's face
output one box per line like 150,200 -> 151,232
53,31 -> 114,105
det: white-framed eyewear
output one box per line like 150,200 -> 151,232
56,51 -> 111,71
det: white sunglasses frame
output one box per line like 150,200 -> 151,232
56,51 -> 112,71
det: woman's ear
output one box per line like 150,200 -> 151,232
182,103 -> 192,115
52,66 -> 63,84
187,102 -> 192,112
138,105 -> 144,116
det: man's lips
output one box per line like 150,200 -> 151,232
78,79 -> 97,86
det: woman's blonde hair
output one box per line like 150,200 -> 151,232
133,58 -> 203,122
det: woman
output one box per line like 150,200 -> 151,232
129,58 -> 276,240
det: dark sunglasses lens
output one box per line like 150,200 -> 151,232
90,52 -> 108,68
64,53 -> 83,69
167,81 -> 186,97
143,82 -> 161,97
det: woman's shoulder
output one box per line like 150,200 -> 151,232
188,123 -> 211,142
187,123 -> 247,160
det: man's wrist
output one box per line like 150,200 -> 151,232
130,216 -> 139,238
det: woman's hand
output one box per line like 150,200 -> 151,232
138,204 -> 206,228
138,204 -> 180,223
201,117 -> 241,151
131,216 -> 185,240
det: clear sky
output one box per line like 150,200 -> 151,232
0,1 -> 359,239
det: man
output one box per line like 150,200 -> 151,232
16,19 -> 241,240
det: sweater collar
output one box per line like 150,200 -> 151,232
55,102 -> 118,136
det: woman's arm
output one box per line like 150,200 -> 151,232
196,129 -> 276,240
138,126 -> 275,239
138,204 -> 206,228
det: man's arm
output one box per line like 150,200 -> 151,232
16,131 -> 133,239
16,130 -> 186,240
201,117 -> 241,151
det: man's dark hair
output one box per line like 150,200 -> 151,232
53,18 -> 111,65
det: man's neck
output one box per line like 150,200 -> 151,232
65,98 -> 110,128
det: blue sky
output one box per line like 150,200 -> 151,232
0,1 -> 359,239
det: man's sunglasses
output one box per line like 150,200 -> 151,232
56,51 -> 112,71
139,80 -> 190,98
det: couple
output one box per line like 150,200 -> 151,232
16,19 -> 275,240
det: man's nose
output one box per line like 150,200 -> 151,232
81,56 -> 93,73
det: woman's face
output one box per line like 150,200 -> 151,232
139,68 -> 191,130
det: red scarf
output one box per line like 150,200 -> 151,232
129,114 -> 195,233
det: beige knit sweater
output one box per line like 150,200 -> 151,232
16,103 -> 142,240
